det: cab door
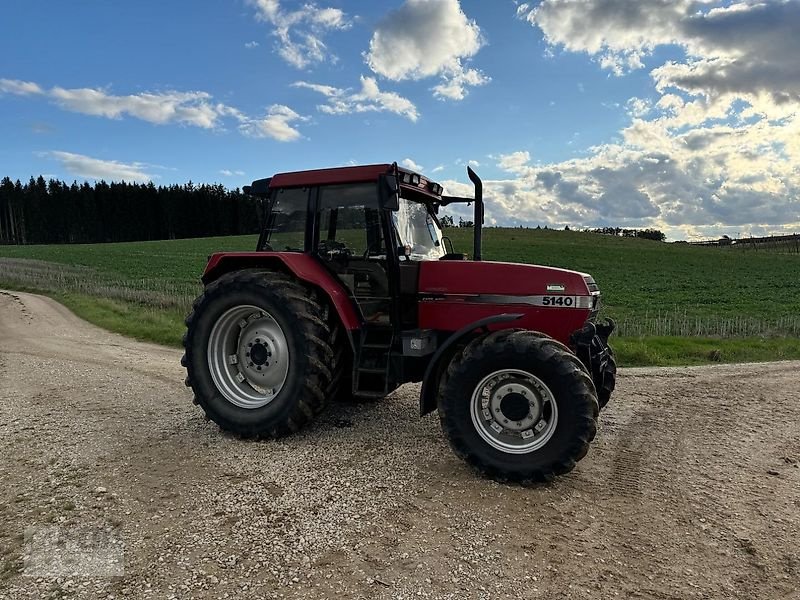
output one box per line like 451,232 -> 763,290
314,183 -> 391,323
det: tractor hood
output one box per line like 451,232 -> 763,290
417,260 -> 593,298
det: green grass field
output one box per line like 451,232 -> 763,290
2,228 -> 799,366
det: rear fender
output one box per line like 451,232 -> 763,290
202,252 -> 361,346
419,313 -> 523,416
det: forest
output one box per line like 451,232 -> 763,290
0,176 -> 261,245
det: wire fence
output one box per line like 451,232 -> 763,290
614,312 -> 800,338
0,258 -> 199,311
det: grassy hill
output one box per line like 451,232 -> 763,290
2,228 -> 799,366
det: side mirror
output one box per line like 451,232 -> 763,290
381,174 -> 400,210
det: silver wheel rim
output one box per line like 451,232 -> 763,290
470,369 -> 559,454
207,305 -> 290,409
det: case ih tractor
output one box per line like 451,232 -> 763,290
183,163 -> 615,483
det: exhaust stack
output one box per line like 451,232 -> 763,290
467,166 -> 484,261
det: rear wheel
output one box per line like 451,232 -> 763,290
183,269 -> 337,437
438,330 -> 599,483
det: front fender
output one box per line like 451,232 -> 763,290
419,313 -> 523,416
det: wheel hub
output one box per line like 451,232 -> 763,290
248,341 -> 271,366
471,370 -> 559,454
499,393 -> 531,422
207,305 -> 290,410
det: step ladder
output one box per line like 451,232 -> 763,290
353,324 -> 394,398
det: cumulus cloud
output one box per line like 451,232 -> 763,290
220,169 -> 246,177
523,0 -> 800,100
400,158 -> 424,171
45,151 -> 155,182
247,0 -> 351,69
0,78 -> 306,142
503,0 -> 800,238
238,105 -> 306,141
366,0 -> 489,100
294,76 -> 419,122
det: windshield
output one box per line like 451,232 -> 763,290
392,198 -> 445,261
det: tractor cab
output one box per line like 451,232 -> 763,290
245,164 -> 479,325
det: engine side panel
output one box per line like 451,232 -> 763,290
418,261 -> 589,296
417,261 -> 595,345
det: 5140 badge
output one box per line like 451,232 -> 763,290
542,296 -> 576,307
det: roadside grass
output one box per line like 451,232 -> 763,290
2,228 -> 800,366
57,293 -> 186,347
614,336 -> 800,367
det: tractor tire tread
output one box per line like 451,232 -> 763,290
183,268 -> 340,438
438,329 -> 598,484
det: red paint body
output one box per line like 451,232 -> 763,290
417,261 -> 593,345
270,164 -> 391,188
203,253 -> 595,346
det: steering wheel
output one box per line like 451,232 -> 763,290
318,239 -> 352,258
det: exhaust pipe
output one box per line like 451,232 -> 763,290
467,166 -> 484,261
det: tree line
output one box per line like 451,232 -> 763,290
440,216 -> 666,241
0,176 -> 262,245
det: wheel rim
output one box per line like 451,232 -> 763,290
207,305 -> 290,409
470,369 -> 559,454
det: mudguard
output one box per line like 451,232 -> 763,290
202,252 -> 362,335
419,313 -> 523,416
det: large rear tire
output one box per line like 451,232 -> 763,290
182,269 -> 337,437
438,330 -> 599,483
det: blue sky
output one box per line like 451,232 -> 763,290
1,0 -> 798,239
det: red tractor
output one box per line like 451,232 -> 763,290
183,163 -> 615,483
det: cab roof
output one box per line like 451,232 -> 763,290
267,163 -> 443,200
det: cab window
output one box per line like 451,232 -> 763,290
317,183 -> 385,258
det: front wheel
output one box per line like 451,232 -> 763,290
438,330 -> 599,483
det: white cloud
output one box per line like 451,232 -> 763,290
247,0 -> 351,69
45,151 -> 155,182
244,41 -> 260,49
50,87 -> 221,128
238,105 -> 305,141
504,0 -> 800,238
220,169 -> 246,177
400,158 -> 424,171
431,165 -> 445,173
0,78 -> 44,95
294,76 -> 419,122
0,78 -> 306,142
366,0 -> 489,101
523,0 -> 800,97
497,151 -> 531,175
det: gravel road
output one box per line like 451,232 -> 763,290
1,290 -> 799,600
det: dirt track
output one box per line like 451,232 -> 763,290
1,290 -> 799,599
